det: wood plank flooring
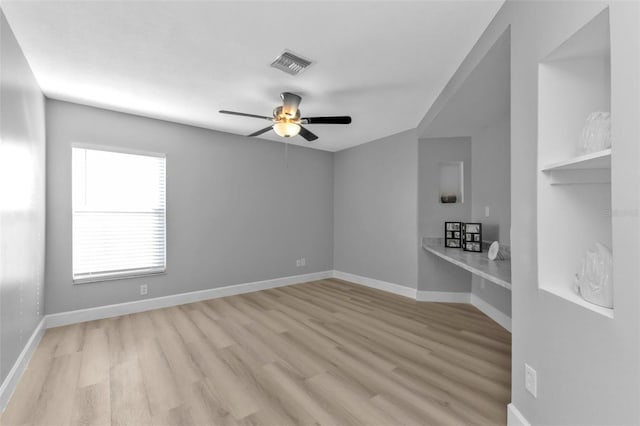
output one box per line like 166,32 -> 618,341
0,279 -> 511,426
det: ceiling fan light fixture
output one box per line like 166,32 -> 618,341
273,121 -> 301,138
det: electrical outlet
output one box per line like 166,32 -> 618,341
296,259 -> 301,267
301,257 -> 306,266
525,363 -> 537,398
485,206 -> 490,217
140,284 -> 148,296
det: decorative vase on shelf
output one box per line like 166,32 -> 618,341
579,112 -> 611,155
574,242 -> 613,308
440,193 -> 457,203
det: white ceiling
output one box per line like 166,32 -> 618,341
1,1 -> 503,152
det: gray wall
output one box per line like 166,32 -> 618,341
333,129 -> 418,289
418,137 -> 472,293
422,30 -> 511,316
470,119 -> 511,316
45,100 -> 334,314
470,119 -> 510,244
0,10 -> 46,388
422,1 -> 639,424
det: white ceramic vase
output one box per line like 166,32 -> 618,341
574,242 -> 613,308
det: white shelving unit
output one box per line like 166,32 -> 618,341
541,148 -> 611,171
537,9 -> 613,318
541,149 -> 611,185
541,286 -> 614,319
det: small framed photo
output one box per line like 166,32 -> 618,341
466,224 -> 480,233
444,222 -> 462,249
447,239 -> 461,248
463,223 -> 482,252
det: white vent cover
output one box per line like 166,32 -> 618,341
271,51 -> 313,76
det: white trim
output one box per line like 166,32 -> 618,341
48,271 -> 512,331
416,290 -> 471,303
471,293 -> 512,332
46,271 -> 332,328
71,142 -> 165,158
332,270 -> 417,299
331,270 -> 511,332
507,403 -> 531,426
0,317 -> 46,414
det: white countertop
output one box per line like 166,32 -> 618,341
422,238 -> 511,290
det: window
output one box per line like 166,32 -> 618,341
72,146 -> 166,283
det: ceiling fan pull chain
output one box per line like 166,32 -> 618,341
284,141 -> 289,168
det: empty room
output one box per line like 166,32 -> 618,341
1,1 -> 638,425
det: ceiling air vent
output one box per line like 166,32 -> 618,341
270,51 -> 313,76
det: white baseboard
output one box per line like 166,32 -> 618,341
331,270 -> 510,332
0,317 -> 46,414
507,403 -> 531,426
46,270 -> 333,328
332,270 -> 417,299
416,290 -> 471,303
471,293 -> 512,332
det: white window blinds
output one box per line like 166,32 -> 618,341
72,147 -> 166,282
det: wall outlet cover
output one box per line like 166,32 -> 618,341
525,363 -> 537,398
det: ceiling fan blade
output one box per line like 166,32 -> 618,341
219,110 -> 273,121
247,126 -> 273,137
301,116 -> 352,125
298,126 -> 318,142
280,92 -> 302,117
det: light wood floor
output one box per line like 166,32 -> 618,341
1,279 -> 511,426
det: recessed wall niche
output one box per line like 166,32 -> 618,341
439,161 -> 464,204
537,8 -> 613,318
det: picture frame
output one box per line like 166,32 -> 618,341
463,223 -> 482,252
444,222 -> 462,248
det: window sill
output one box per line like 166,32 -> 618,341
73,269 -> 166,285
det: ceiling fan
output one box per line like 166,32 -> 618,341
219,92 -> 351,141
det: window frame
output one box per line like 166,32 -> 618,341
71,143 -> 167,284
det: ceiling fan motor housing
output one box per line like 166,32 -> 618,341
273,106 -> 300,122
280,92 -> 302,118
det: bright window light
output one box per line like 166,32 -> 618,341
72,147 -> 166,283
0,142 -> 35,212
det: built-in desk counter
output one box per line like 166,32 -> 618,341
422,237 -> 511,290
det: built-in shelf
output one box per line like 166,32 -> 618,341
540,286 -> 614,319
541,149 -> 611,184
422,238 -> 511,290
537,8 -> 614,316
541,148 -> 611,171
